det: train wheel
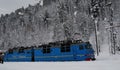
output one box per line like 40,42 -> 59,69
91,58 -> 96,61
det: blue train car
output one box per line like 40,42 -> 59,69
4,40 -> 96,62
4,47 -> 32,62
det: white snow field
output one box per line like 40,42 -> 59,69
0,53 -> 120,70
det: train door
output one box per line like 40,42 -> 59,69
72,45 -> 77,60
77,45 -> 86,60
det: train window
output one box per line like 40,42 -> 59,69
61,47 -> 66,52
85,45 -> 91,49
66,46 -> 70,52
42,46 -> 51,54
18,47 -> 24,53
79,45 -> 84,50
47,48 -> 50,53
8,49 -> 13,54
61,45 -> 70,52
19,49 -> 24,53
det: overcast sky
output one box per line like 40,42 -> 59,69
0,0 -> 41,15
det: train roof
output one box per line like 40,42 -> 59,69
6,40 -> 91,51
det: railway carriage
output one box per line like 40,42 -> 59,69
4,40 -> 96,62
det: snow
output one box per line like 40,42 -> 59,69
39,0 -> 43,6
74,11 -> 77,16
0,56 -> 120,70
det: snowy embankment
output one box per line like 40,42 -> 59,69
0,44 -> 120,70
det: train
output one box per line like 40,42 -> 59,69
4,40 -> 96,62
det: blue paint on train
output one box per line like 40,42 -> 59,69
4,40 -> 96,62
4,48 -> 32,62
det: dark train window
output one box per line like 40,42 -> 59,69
79,45 -> 84,50
66,46 -> 70,52
85,45 -> 91,49
19,48 -> 24,53
61,45 -> 70,52
42,46 -> 51,54
8,49 -> 13,54
61,47 -> 66,52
